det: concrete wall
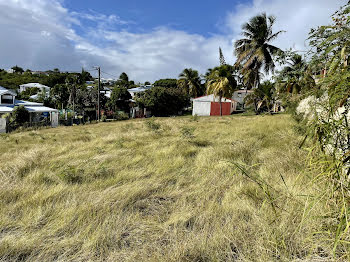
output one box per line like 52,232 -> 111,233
0,118 -> 6,133
193,101 -> 211,116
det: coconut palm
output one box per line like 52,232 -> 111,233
178,68 -> 203,98
234,13 -> 284,88
276,53 -> 315,94
245,80 -> 275,114
206,65 -> 237,116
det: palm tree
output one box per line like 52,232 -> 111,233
178,68 -> 203,98
234,13 -> 284,89
245,80 -> 275,114
276,53 -> 315,94
206,65 -> 237,116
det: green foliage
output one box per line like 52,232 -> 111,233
107,86 -> 131,113
275,51 -> 316,95
206,65 -> 238,115
114,111 -> 129,121
153,78 -> 178,88
11,105 -> 29,125
11,65 -> 24,73
136,86 -> 189,117
234,13 -> 284,89
245,80 -> 276,114
145,117 -> 161,131
178,68 -> 204,98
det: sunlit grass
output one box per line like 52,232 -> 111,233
0,114 -> 331,261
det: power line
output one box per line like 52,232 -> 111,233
100,70 -> 119,79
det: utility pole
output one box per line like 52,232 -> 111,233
94,66 -> 101,121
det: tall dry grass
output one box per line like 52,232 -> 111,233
0,114 -> 338,261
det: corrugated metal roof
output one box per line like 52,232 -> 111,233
193,94 -> 234,103
19,83 -> 51,89
0,86 -> 16,96
25,106 -> 58,113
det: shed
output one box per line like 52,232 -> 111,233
192,94 -> 237,116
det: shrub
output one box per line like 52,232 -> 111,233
145,117 -> 161,131
12,105 -> 29,125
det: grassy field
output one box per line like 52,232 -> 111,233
0,114 -> 332,261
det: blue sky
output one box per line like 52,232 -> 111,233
65,0 -> 246,37
0,0 -> 346,82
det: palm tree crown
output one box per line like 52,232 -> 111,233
206,65 -> 238,115
178,68 -> 203,98
235,13 -> 284,88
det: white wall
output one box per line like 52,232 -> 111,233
0,118 -> 6,133
193,101 -> 211,116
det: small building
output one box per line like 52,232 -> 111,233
192,94 -> 237,116
0,86 -> 58,129
128,85 -> 152,98
232,89 -> 253,110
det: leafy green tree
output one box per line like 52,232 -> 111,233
11,65 -> 24,74
119,72 -> 129,82
153,79 -> 177,88
234,13 -> 284,88
51,84 -> 69,109
136,87 -> 189,116
206,65 -> 238,115
177,68 -> 204,98
12,105 -> 29,124
107,87 -> 132,113
144,81 -> 151,85
81,68 -> 93,82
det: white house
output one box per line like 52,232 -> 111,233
0,86 -> 58,130
232,89 -> 253,110
19,83 -> 51,93
128,85 -> 152,98
192,94 -> 237,116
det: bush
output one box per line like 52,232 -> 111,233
145,117 -> 161,131
12,105 -> 29,125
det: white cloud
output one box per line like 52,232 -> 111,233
0,0 -> 346,82
226,0 -> 347,52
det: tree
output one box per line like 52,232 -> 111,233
136,87 -> 189,117
153,79 -> 177,88
275,52 -> 315,95
12,105 -> 29,124
107,87 -> 132,113
119,72 -> 129,82
51,84 -> 69,109
234,13 -> 284,89
206,65 -> 238,116
65,74 -> 82,115
11,65 -> 24,74
219,47 -> 227,65
245,80 -> 275,114
81,68 -> 93,82
177,68 -> 204,98
144,81 -> 151,85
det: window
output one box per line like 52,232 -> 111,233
1,95 -> 13,104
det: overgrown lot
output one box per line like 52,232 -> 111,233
0,115 -> 335,261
